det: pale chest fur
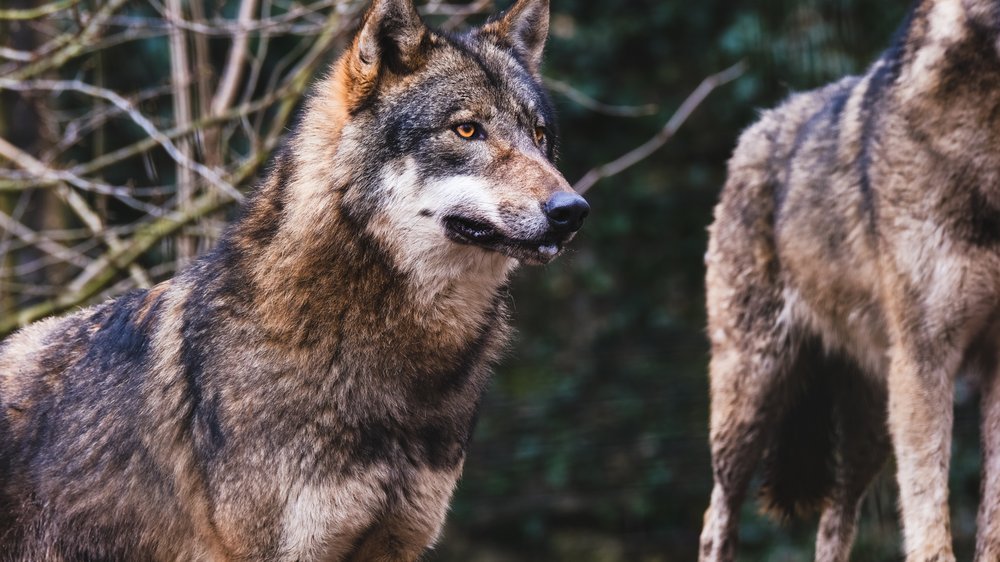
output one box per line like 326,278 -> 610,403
278,464 -> 462,561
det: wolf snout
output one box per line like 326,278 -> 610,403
543,192 -> 590,234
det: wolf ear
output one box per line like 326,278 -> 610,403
351,0 -> 428,76
481,0 -> 550,75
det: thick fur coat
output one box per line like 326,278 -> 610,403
701,1 -> 1000,561
0,0 -> 588,559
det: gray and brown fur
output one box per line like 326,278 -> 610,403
700,0 -> 1000,561
0,0 -> 589,559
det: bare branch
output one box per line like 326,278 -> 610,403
211,0 -> 260,117
6,0 -> 129,81
1,192 -> 228,337
0,47 -> 33,62
0,78 -> 244,202
544,77 -> 658,118
57,184 -> 154,289
0,0 -> 79,21
0,5 -> 352,336
0,136 -> 153,288
96,0 -> 340,37
436,0 -> 492,31
573,61 -> 746,195
165,0 -> 197,261
0,209 -> 90,270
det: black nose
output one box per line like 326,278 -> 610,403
543,192 -> 590,234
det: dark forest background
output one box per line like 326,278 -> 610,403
1,0 -> 984,560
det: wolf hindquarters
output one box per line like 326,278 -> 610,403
703,0 -> 1000,557
699,224 -> 783,561
700,334 -> 890,562
702,126 -> 954,562
700,182 -> 890,562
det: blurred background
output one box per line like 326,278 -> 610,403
0,0 -> 984,560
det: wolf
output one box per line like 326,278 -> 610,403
0,0 -> 589,559
699,0 -> 1000,561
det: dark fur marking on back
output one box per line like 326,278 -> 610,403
179,282 -> 227,457
88,291 -> 157,372
857,8 -> 913,236
938,15 -> 1000,101
777,94 -> 840,214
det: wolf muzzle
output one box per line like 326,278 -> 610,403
543,192 -> 590,234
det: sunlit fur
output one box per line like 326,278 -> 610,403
0,0 -> 587,560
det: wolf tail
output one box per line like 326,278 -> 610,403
757,340 -> 888,520
757,339 -> 836,519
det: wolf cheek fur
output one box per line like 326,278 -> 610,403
700,0 -> 1000,561
0,0 -> 589,560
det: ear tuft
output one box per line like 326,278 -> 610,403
481,0 -> 550,75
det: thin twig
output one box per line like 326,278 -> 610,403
6,0 -> 129,81
95,0 -> 339,36
0,47 -> 33,62
437,0 -> 491,31
3,192 -> 227,337
544,77 -> 658,118
573,61 -> 746,195
166,0 -> 197,261
0,209 -> 90,269
213,0 -> 260,117
0,0 -> 79,21
0,78 -> 244,202
0,136 -> 153,288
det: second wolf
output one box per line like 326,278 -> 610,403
0,0 -> 589,559
701,0 -> 1000,560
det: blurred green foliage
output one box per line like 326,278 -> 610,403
437,0 -> 982,560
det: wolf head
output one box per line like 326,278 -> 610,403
290,0 -> 588,284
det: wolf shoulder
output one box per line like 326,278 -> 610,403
0,285 -> 174,437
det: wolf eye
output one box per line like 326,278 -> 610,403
534,126 -> 546,146
454,123 -> 483,140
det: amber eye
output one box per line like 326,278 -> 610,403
454,123 -> 481,140
534,126 -> 546,146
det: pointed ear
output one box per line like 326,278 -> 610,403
349,0 -> 428,78
481,0 -> 550,75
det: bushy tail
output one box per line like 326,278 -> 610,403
757,340 -> 888,521
757,340 -> 837,520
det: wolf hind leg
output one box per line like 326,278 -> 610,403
699,327 -> 796,562
976,338 -> 1000,561
814,363 -> 890,562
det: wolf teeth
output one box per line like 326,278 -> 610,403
538,244 -> 558,257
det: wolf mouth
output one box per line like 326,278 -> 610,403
443,216 -> 563,264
